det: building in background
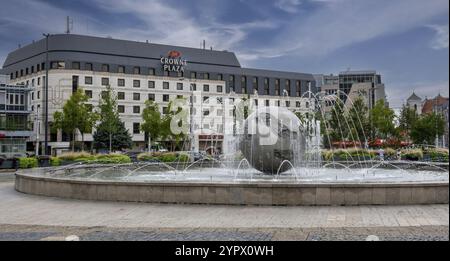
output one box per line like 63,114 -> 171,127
406,92 -> 423,115
422,94 -> 449,148
317,71 -> 387,113
0,76 -> 32,159
1,34 -> 317,155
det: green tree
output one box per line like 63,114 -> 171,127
369,100 -> 396,139
52,89 -> 98,152
398,105 -> 419,137
328,98 -> 350,143
93,86 -> 132,152
140,100 -> 163,152
410,112 -> 445,145
162,99 -> 189,151
348,97 -> 369,144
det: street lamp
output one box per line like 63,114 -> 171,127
42,33 -> 50,156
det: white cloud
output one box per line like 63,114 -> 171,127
267,0 -> 450,58
275,0 -> 302,13
428,24 -> 449,50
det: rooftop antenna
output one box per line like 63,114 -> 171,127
66,16 -> 73,34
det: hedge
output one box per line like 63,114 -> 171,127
19,157 -> 38,169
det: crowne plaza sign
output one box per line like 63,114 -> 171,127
161,50 -> 187,73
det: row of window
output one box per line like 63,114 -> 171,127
11,61 -> 309,97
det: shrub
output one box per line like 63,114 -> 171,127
137,153 -> 155,162
50,157 -> 61,167
425,148 -> 449,162
19,157 -> 38,169
160,153 -> 177,163
58,152 -> 92,161
401,149 -> 423,161
90,154 -> 131,164
177,153 -> 190,163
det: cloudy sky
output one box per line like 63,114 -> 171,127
0,0 -> 448,108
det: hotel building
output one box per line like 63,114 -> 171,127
1,34 -> 317,155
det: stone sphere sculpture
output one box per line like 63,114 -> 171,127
240,107 -> 306,175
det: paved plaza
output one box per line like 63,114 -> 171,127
0,173 -> 448,241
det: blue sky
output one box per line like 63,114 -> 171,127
0,0 -> 448,108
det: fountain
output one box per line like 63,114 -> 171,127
15,93 -> 449,206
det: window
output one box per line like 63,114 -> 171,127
101,78 -> 109,86
101,91 -> 108,99
203,85 -> 209,92
285,80 -> 291,95
85,76 -> 93,85
149,68 -> 155,75
177,95 -> 184,99
118,78 -> 125,87
148,81 -> 155,89
85,63 -> 93,71
31,79 -> 35,87
163,94 -> 170,102
10,73 -> 13,80
133,67 -> 140,75
133,123 -> 140,134
102,64 -> 109,72
190,83 -> 197,91
204,73 -> 210,80
276,100 -> 280,107
26,68 -> 29,75
118,66 -> 125,73
37,64 -> 40,72
265,100 -> 270,106
177,71 -> 184,77
203,109 -> 210,116
162,107 -> 169,114
275,79 -> 280,95
163,71 -> 169,77
252,77 -> 258,94
85,90 -> 93,98
118,92 -> 125,100
177,83 -> 183,90
133,93 -> 140,101
38,77 -> 41,85
190,72 -> 197,79
296,101 -> 301,108
37,91 -> 40,99
133,106 -> 140,114
217,85 -> 223,93
264,78 -> 269,95
163,82 -> 169,89
254,99 -> 259,106
296,81 -> 301,97
218,74 -> 223,81
148,94 -> 155,101
203,96 -> 209,103
31,92 -> 34,100
51,61 -> 65,69
41,62 -> 45,70
285,101 -> 290,107
241,76 -> 247,94
133,80 -> 141,88
229,75 -> 235,90
72,62 -> 80,70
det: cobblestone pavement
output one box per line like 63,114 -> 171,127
0,224 -> 447,241
0,179 -> 448,241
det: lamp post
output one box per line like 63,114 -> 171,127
42,33 -> 50,156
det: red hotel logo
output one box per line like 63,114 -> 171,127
168,50 -> 182,59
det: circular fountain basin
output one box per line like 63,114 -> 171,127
15,163 -> 449,206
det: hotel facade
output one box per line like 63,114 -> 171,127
1,34 -> 317,155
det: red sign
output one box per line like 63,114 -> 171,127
168,50 -> 182,59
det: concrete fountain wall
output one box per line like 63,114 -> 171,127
15,172 -> 449,206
